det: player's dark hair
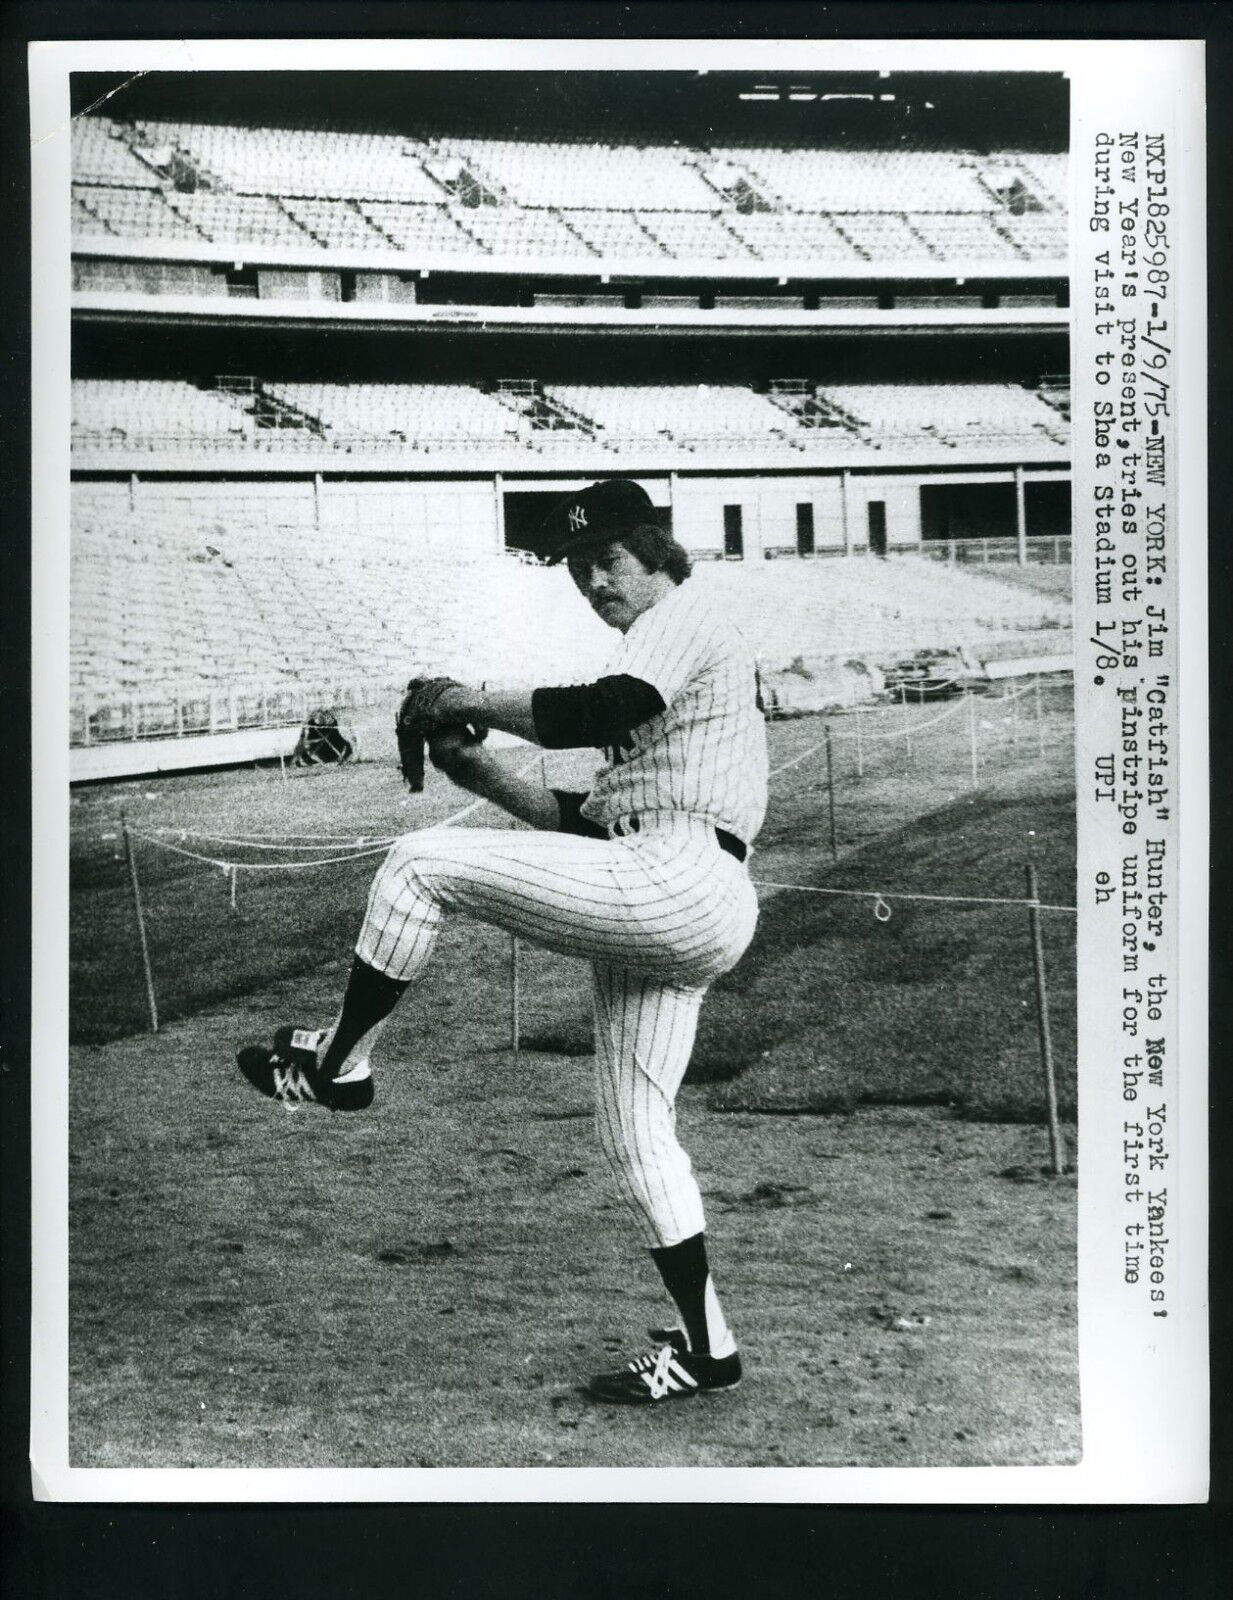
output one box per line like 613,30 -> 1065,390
620,524 -> 692,585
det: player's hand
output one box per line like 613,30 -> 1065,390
426,722 -> 490,781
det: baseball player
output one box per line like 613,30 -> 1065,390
236,478 -> 769,1405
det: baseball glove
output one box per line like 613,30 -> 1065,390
396,677 -> 483,791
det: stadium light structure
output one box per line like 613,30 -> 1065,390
738,84 -> 898,106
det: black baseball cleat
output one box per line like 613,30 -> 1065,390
235,1026 -> 374,1112
588,1335 -> 742,1405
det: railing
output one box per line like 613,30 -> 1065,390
70,676 -> 404,748
914,535 -> 1072,566
71,412 -> 1069,458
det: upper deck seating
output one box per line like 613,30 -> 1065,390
725,210 -> 858,261
70,119 -> 1069,267
819,382 -> 1065,447
636,210 -> 753,259
454,205 -> 594,259
357,200 -> 486,254
545,383 -> 797,448
710,146 -> 995,213
70,378 -> 1070,456
904,212 -> 1021,261
1009,151 -> 1067,208
998,213 -> 1069,258
831,211 -> 932,261
72,379 -> 256,447
280,197 -> 389,249
163,191 -> 314,248
434,137 -> 719,210
73,182 -> 206,242
264,382 -> 522,446
71,118 -> 160,187
556,209 -> 664,257
130,121 -> 446,202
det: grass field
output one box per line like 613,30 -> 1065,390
68,680 -> 1079,1469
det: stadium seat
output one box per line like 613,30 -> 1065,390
263,382 -> 523,447
73,183 -> 205,242
71,118 -> 1068,276
126,120 -> 446,203
556,209 -> 664,257
636,211 -> 754,260
999,213 -> 1069,259
724,210 -> 859,261
72,380 -> 256,449
70,378 -> 1070,458
904,213 -> 1021,261
831,212 -> 934,262
163,191 -> 315,248
818,382 -> 1066,449
544,383 -> 794,449
358,200 -> 486,255
708,147 -> 995,214
434,137 -> 720,210
454,206 -> 594,259
280,197 -> 389,249
71,118 -> 161,187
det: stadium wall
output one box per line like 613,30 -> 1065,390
72,464 -> 1070,558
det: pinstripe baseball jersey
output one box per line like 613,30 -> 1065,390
579,581 -> 768,845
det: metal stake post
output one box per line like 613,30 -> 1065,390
121,810 -> 159,1034
1026,863 -> 1065,1176
1035,673 -> 1045,761
855,706 -> 864,778
901,683 -> 913,763
967,690 -> 979,787
510,934 -> 522,1064
825,725 -> 838,861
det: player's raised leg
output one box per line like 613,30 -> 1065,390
235,955 -> 405,1110
236,822 -> 750,1109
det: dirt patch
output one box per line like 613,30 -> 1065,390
69,1011 -> 1079,1470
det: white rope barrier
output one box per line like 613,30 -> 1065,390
129,749 -> 546,873
129,831 -> 394,871
769,734 -> 831,779
149,830 -> 403,852
752,877 -> 1077,916
768,691 -> 972,778
149,827 -> 403,845
827,693 -> 969,742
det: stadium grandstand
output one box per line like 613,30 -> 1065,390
69,69 -> 1072,779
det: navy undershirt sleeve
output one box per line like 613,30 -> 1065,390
532,674 -> 666,750
551,790 -> 608,838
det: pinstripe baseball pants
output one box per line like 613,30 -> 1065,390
356,816 -> 759,1247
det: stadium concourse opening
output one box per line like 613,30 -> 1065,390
921,480 -> 1072,541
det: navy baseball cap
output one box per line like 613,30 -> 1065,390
541,479 -> 659,564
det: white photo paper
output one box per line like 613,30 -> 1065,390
28,34 -> 1208,1503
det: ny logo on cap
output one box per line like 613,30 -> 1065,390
568,504 -> 588,531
